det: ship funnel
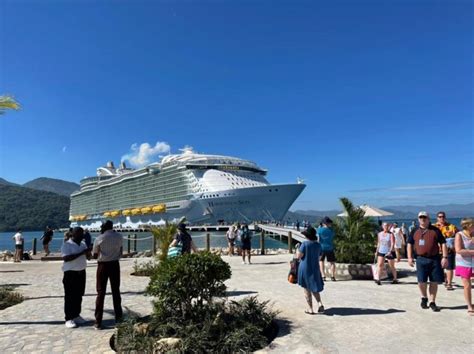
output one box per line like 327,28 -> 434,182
120,162 -> 127,169
107,161 -> 115,169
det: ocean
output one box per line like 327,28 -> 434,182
0,230 -> 287,253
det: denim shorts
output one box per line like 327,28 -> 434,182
416,256 -> 444,283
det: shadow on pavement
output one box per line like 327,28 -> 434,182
323,307 -> 405,316
439,305 -> 468,311
0,283 -> 30,288
0,270 -> 24,273
25,290 -> 146,301
0,320 -> 64,325
226,290 -> 259,296
273,318 -> 292,339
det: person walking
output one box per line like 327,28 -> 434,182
92,220 -> 123,329
297,226 -> 324,314
83,229 -> 92,250
317,217 -> 337,281
240,224 -> 252,264
12,229 -> 23,263
407,211 -> 448,312
401,222 -> 408,257
169,223 -> 197,255
433,211 -> 458,291
61,227 -> 90,328
40,226 -> 54,256
375,223 -> 398,285
454,218 -> 474,315
392,223 -> 405,262
226,225 -> 237,256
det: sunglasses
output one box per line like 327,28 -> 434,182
418,216 -> 428,219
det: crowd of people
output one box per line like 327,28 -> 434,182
225,223 -> 253,264
294,212 -> 474,316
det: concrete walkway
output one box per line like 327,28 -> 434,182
0,255 -> 472,353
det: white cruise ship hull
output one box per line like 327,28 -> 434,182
73,183 -> 305,229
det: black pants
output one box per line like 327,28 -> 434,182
95,261 -> 122,325
63,270 -> 86,321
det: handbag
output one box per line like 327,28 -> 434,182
288,258 -> 300,284
371,256 -> 388,280
167,242 -> 183,258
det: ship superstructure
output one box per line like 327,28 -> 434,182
70,147 -> 305,228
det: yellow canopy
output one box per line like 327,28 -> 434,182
103,211 -> 111,217
141,206 -> 152,214
122,209 -> 131,216
110,210 -> 120,217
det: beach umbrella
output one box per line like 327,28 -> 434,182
338,204 -> 394,217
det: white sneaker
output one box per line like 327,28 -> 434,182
242,261 -> 246,264
65,320 -> 77,328
73,316 -> 86,325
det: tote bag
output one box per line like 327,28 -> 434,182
371,256 -> 388,280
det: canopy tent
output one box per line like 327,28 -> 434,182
337,204 -> 394,217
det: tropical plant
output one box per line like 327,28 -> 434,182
150,223 -> 177,262
333,197 -> 378,264
0,286 -> 24,310
0,95 -> 20,115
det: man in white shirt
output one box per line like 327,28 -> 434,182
12,229 -> 23,263
61,227 -> 90,328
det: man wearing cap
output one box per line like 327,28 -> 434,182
317,217 -> 337,281
407,212 -> 448,312
92,220 -> 123,329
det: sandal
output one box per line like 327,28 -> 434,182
304,310 -> 315,315
318,305 -> 325,313
331,277 -> 336,281
446,284 -> 454,291
392,279 -> 399,284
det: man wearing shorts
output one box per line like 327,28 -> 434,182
432,211 -> 458,291
407,211 -> 448,312
41,226 -> 54,256
318,217 -> 336,281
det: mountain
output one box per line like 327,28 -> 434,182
0,178 -> 18,186
0,184 -> 70,232
23,177 -> 80,196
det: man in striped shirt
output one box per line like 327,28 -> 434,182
92,220 -> 123,329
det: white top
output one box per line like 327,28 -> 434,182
13,232 -> 23,245
393,227 -> 404,248
61,239 -> 88,272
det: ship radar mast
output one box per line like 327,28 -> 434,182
179,146 -> 194,154
297,177 -> 305,184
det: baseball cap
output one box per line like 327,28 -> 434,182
418,211 -> 429,218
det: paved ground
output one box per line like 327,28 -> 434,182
0,255 -> 472,353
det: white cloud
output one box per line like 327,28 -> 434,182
62,146 -> 67,153
121,141 -> 171,168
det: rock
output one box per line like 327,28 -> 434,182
153,337 -> 182,353
133,322 -> 149,335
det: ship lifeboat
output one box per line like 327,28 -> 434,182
103,211 -> 111,218
122,209 -> 131,216
141,206 -> 152,214
131,208 -> 141,215
110,210 -> 120,217
152,204 -> 166,213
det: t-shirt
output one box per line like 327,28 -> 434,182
317,227 -> 335,251
61,239 -> 87,272
13,232 -> 23,245
175,230 -> 193,254
407,225 -> 445,258
433,222 -> 458,249
92,230 -> 123,262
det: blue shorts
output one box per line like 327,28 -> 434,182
416,256 -> 444,284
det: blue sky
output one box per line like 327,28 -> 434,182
0,0 -> 472,210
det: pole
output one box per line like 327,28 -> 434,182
288,231 -> 293,254
133,234 -> 137,252
260,230 -> 265,255
32,238 -> 37,255
206,233 -> 210,252
127,235 -> 131,254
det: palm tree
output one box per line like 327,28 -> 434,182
150,223 -> 178,262
333,197 -> 378,264
0,95 -> 20,115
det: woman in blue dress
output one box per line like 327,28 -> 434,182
297,226 -> 325,314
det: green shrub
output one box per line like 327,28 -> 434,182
147,252 -> 232,320
131,259 -> 158,276
0,286 -> 24,310
334,197 -> 378,264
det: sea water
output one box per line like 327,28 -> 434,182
0,230 -> 287,253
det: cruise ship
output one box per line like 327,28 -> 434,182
69,147 -> 305,228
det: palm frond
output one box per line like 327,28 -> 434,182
0,95 -> 20,114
